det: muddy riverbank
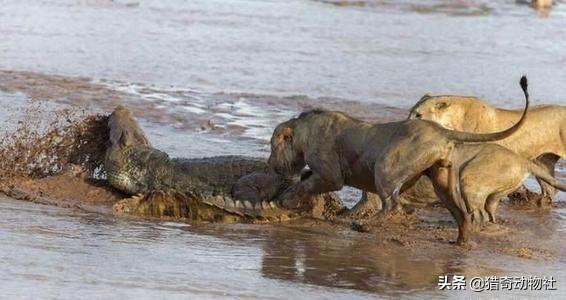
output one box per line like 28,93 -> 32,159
1,0 -> 565,298
1,170 -> 564,299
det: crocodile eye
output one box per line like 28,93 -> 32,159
414,112 -> 422,119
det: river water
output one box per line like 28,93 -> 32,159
0,0 -> 565,298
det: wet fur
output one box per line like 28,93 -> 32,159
268,77 -> 528,211
409,94 -> 565,204
402,143 -> 566,244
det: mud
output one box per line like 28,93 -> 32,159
0,173 -> 123,214
0,102 -> 108,180
0,104 -> 120,212
3,166 -> 564,263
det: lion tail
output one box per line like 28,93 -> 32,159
445,75 -> 529,143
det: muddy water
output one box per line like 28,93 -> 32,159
1,0 -> 566,298
1,194 -> 565,299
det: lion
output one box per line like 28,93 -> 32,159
375,76 -> 565,245
531,0 -> 552,9
408,86 -> 565,205
268,77 -> 529,214
391,142 -> 566,245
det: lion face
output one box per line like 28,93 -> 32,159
409,97 -> 457,130
268,121 -> 305,176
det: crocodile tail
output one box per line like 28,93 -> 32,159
528,161 -> 566,192
445,75 -> 529,143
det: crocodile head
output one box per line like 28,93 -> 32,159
105,106 -> 172,194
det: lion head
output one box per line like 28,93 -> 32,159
267,119 -> 306,176
408,95 -> 466,130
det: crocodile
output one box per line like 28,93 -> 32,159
105,106 -> 345,223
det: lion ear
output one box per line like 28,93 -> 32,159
279,127 -> 293,143
435,102 -> 449,110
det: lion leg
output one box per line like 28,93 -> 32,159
438,187 -> 471,246
464,195 -> 485,229
457,214 -> 473,246
232,171 -> 292,203
428,167 -> 471,246
534,153 -> 560,206
485,192 -> 507,223
374,139 -> 448,214
449,167 -> 472,246
348,191 -> 383,219
471,209 -> 490,228
373,171 -> 419,215
278,172 -> 344,209
461,188 -> 498,226
277,151 -> 345,209
450,184 -> 472,245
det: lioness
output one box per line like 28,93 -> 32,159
268,77 -> 529,212
376,76 -> 562,245
392,142 -> 566,245
408,87 -> 565,205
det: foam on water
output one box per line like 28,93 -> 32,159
99,80 -> 299,143
217,99 -> 295,141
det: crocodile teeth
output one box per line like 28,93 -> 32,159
261,201 -> 270,210
208,196 -> 224,208
224,198 -> 235,209
243,201 -> 253,210
269,201 -> 277,209
235,200 -> 244,209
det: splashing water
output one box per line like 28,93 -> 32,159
0,103 -> 109,181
